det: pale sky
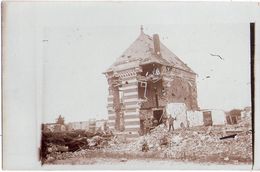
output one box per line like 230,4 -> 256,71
17,2 -> 255,123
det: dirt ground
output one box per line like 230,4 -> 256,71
45,157 -> 252,170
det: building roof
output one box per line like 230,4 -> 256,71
105,28 -> 195,74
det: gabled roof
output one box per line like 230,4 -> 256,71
105,30 -> 195,74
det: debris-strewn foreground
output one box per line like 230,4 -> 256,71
41,117 -> 252,165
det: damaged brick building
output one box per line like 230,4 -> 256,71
104,27 -> 198,137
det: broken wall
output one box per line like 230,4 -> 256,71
161,66 -> 198,110
211,110 -> 226,125
187,111 -> 204,127
166,103 -> 188,129
139,80 -> 163,109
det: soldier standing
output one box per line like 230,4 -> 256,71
168,115 -> 176,132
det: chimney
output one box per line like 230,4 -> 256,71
153,34 -> 161,56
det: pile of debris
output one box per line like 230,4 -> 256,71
104,123 -> 252,163
41,130 -> 113,163
163,127 -> 252,162
43,118 -> 252,164
103,125 -> 169,153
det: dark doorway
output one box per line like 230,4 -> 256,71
231,116 -> 238,124
153,110 -> 163,124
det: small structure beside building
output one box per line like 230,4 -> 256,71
226,109 -> 242,125
225,107 -> 252,125
187,109 -> 226,127
202,109 -> 226,126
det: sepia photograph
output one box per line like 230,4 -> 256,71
39,23 -> 253,167
2,1 -> 259,170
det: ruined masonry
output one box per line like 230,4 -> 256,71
104,27 -> 199,137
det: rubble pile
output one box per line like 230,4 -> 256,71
104,124 -> 252,163
43,118 -> 252,164
163,128 -> 252,162
104,125 -> 170,153
41,130 -> 113,163
237,116 -> 252,130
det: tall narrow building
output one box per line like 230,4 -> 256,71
104,27 -> 198,137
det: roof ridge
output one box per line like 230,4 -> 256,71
105,31 -> 195,74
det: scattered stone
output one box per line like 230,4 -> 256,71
43,120 -> 252,164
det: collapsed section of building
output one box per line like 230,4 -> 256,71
103,27 -> 199,137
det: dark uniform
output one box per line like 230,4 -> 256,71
168,115 -> 176,132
